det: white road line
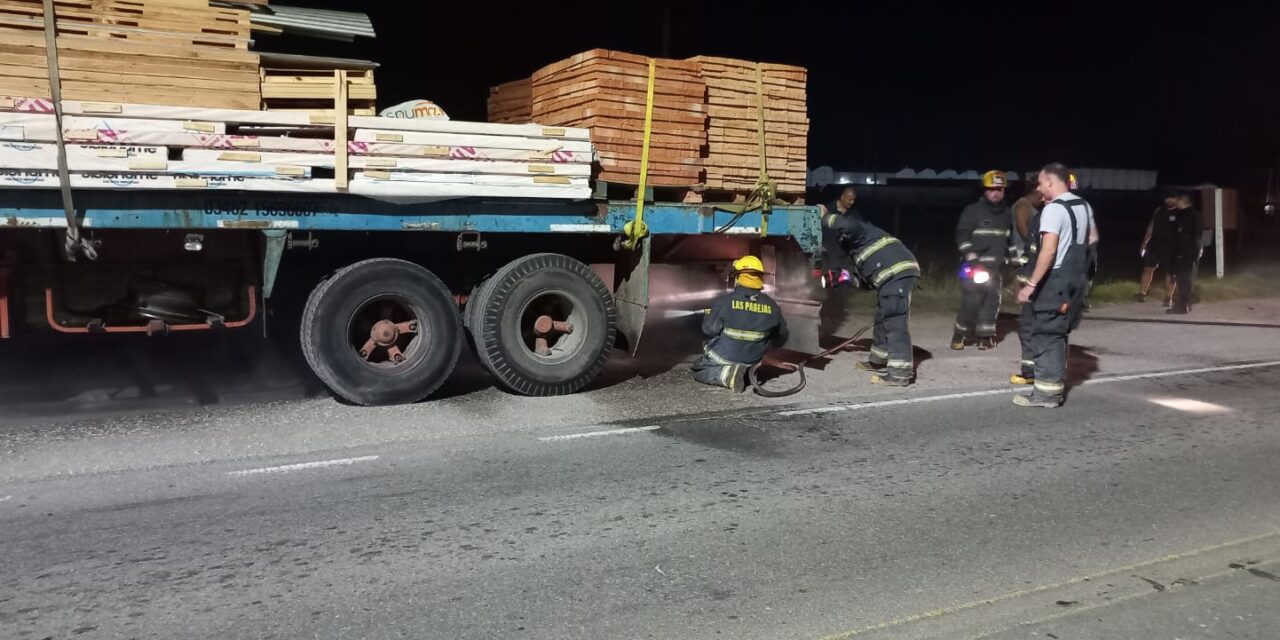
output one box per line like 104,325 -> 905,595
1080,360 -> 1280,385
538,360 -> 1280,443
538,425 -> 661,442
779,360 -> 1280,417
779,389 -> 1014,416
227,455 -> 379,477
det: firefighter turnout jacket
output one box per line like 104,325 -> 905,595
823,213 -> 921,288
702,286 -> 789,364
956,198 -> 1013,267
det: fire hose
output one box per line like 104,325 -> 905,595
747,320 -> 876,398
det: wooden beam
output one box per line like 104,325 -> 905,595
334,69 -> 347,191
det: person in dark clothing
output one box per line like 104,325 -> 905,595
952,170 -> 1014,350
1136,193 -> 1180,306
821,186 -> 860,282
822,207 -> 920,386
1167,191 -> 1203,315
1014,163 -> 1099,408
691,255 -> 789,392
1010,186 -> 1045,386
818,186 -> 860,339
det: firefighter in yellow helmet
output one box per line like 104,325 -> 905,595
691,255 -> 789,392
952,170 -> 1015,350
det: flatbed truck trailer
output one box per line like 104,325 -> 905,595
0,189 -> 822,405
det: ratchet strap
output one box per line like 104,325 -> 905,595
714,63 -> 778,237
40,0 -> 96,261
621,58 -> 656,251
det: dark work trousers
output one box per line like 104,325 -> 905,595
954,271 -> 1003,338
869,276 -> 916,380
691,347 -> 752,392
1173,256 -> 1196,310
1018,302 -> 1035,378
1029,274 -> 1086,401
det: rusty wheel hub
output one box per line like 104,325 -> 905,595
358,316 -> 418,365
532,314 -> 573,356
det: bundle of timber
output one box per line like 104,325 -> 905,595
487,78 -> 531,124
487,50 -> 808,200
689,56 -> 807,197
0,0 -> 262,110
0,97 -> 594,200
498,49 -> 707,190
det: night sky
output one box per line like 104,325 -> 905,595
283,2 -> 1278,185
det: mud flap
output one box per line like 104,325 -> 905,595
614,236 -> 650,355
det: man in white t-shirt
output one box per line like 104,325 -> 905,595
1013,163 -> 1099,408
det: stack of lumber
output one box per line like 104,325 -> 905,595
0,97 -> 593,200
261,66 -> 377,116
689,56 -> 807,196
0,0 -> 262,110
486,78 -> 531,124
487,50 -> 809,198
526,49 -> 706,188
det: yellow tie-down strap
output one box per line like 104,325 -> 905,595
622,58 -> 656,251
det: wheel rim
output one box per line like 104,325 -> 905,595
517,290 -> 586,365
347,295 -> 429,371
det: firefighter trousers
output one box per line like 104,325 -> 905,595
1017,302 -> 1035,378
869,276 -> 916,380
954,272 -> 1002,338
1029,273 -> 1086,401
691,346 -> 753,392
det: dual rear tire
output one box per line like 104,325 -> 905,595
300,254 -> 616,405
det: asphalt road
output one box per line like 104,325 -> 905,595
3,298 -> 1280,639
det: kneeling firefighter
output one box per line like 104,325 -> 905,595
691,255 -> 789,392
822,208 -> 921,386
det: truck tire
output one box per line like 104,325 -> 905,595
300,258 -> 461,406
468,253 -> 616,396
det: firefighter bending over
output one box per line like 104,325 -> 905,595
822,208 -> 921,386
691,255 -> 789,392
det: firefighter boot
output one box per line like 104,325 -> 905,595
977,337 -> 996,351
871,373 -> 912,387
950,334 -> 966,351
1012,392 -> 1062,408
855,360 -> 887,373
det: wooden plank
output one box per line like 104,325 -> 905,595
0,3 -> 252,39
0,14 -> 248,49
0,44 -> 261,83
0,30 -> 257,63
180,149 -> 592,176
536,104 -> 705,128
262,85 -> 376,100
547,117 -> 705,140
533,93 -> 702,116
597,170 -> 699,187
55,82 -> 258,109
532,62 -> 701,89
533,49 -> 699,81
54,100 -> 590,139
593,144 -> 701,161
352,128 -> 594,153
262,68 -> 374,84
334,70 -> 347,190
